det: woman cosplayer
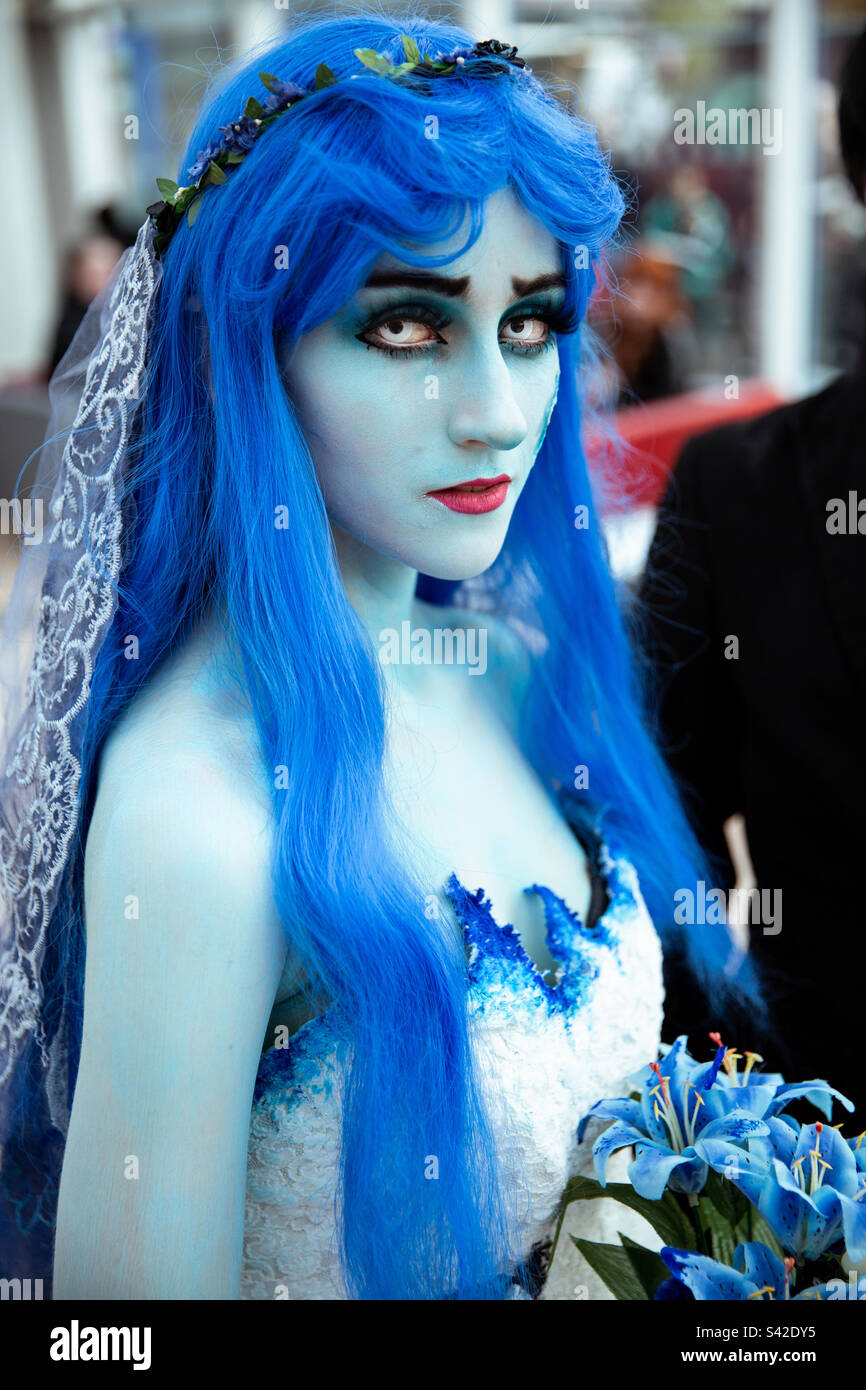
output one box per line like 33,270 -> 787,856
0,12 -> 761,1300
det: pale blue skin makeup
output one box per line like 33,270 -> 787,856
282,187 -> 566,595
278,184 -> 591,985
52,189 -> 581,1300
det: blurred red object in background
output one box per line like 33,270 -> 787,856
588,379 -> 785,512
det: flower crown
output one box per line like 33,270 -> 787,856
147,36 -> 528,256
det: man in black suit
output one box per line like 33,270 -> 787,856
639,30 -> 866,1106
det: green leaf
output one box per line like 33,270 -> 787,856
745,1208 -> 788,1262
315,63 -> 337,88
353,47 -> 393,74
401,35 -> 421,65
205,160 -> 227,185
703,1168 -> 748,1227
571,1236 -> 648,1300
224,150 -> 245,164
186,195 -> 204,228
619,1233 -> 671,1299
699,1196 -> 736,1269
259,71 -> 280,93
557,1173 -> 697,1251
244,96 -> 265,119
155,176 -> 179,200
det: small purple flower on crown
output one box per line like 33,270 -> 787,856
261,78 -> 307,115
434,46 -> 475,63
187,140 -> 222,181
219,115 -> 261,154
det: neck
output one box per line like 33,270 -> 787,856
331,522 -> 420,635
332,522 -> 469,700
331,522 -> 440,698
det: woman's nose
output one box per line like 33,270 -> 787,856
445,343 -> 528,452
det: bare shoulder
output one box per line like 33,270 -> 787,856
84,621 -> 284,957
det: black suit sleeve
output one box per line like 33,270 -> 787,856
637,437 -> 744,887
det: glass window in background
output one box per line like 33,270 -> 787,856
519,0 -> 866,406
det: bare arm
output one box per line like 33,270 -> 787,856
53,751 -> 288,1299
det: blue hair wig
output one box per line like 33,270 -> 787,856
2,7 -> 763,1299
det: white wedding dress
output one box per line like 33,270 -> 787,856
239,820 -> 665,1300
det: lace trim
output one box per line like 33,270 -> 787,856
0,223 -> 157,1109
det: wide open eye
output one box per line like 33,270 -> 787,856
355,302 -> 448,357
499,315 -> 550,348
368,316 -> 441,349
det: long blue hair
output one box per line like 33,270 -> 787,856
2,7 -> 763,1299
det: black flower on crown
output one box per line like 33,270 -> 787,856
474,39 -> 526,67
146,199 -> 175,242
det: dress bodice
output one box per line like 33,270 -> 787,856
239,816 -> 664,1300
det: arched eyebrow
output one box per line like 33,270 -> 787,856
361,270 -> 566,299
511,272 -> 567,298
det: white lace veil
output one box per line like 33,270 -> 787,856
0,218 -> 161,1275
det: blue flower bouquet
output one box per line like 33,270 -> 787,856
554,1034 -> 865,1300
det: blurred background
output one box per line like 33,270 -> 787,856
1,0 -> 866,587
2,0 -> 865,1032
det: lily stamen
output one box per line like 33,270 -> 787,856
649,1063 -> 687,1152
741,1050 -> 763,1085
649,1083 -> 687,1152
791,1156 -> 806,1191
806,1123 -> 829,1194
682,1080 -> 705,1145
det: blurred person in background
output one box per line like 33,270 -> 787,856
638,25 -> 866,1107
591,241 -> 691,406
642,162 -> 736,336
48,230 -> 125,373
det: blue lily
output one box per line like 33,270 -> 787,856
699,1118 -> 866,1263
676,1031 -> 852,1128
660,1241 -> 845,1300
578,1034 -> 852,1202
578,1035 -> 770,1199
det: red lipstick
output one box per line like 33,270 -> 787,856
426,474 -> 511,515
